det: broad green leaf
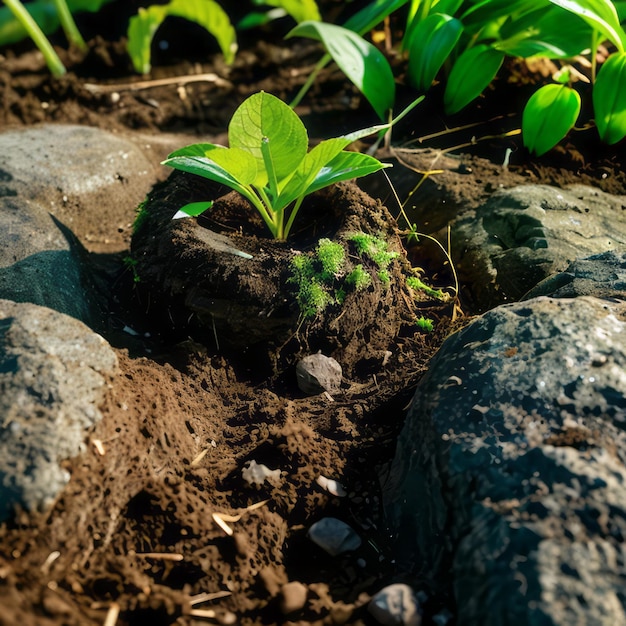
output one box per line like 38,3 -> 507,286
433,0 -> 466,14
444,45 -> 504,114
127,5 -> 168,75
403,0 -> 464,49
522,84 -> 581,155
274,138 -> 352,211
494,6 -> 592,58
305,151 -> 392,195
593,51 -> 626,144
287,21 -> 395,120
462,0 -> 541,30
263,0 -> 321,23
229,92 -> 308,185
407,14 -> 463,92
127,0 -> 237,74
162,149 -> 255,201
547,0 -> 626,51
204,147 -> 260,186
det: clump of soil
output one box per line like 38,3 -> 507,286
131,172 -> 447,382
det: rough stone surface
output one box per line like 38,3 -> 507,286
0,125 -> 160,326
451,184 -> 626,311
0,194 -> 99,325
0,124 -> 157,253
385,296 -> 626,625
0,300 -> 118,521
524,250 -> 626,301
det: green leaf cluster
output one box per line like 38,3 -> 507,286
163,91 -> 392,240
287,0 -> 626,150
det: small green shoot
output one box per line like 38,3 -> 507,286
3,0 -> 68,76
416,316 -> 434,332
407,276 -> 446,301
163,91 -> 394,240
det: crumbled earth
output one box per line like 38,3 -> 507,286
0,4 -> 625,625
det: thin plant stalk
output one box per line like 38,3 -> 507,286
3,0 -> 66,76
52,0 -> 86,50
289,54 -> 330,108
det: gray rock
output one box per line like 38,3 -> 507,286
307,517 -> 362,556
0,124 -> 158,326
523,250 -> 626,300
0,300 -> 118,521
0,124 -> 156,252
296,353 -> 343,395
385,296 -> 626,625
452,184 -> 626,311
0,195 -> 99,325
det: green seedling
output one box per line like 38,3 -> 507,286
163,91 -> 397,241
127,0 -> 236,74
416,316 -> 434,332
238,0 -> 320,29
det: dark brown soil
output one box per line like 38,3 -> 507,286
0,5 -> 625,626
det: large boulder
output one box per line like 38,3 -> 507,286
0,124 -> 160,326
385,296 -> 626,625
451,184 -> 626,311
0,300 -> 118,522
0,124 -> 157,252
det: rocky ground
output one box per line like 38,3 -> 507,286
1,3 -> 625,626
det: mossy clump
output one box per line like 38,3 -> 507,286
289,238 -> 372,319
348,232 -> 399,284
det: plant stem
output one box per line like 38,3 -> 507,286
289,54 -> 330,109
254,187 -> 280,238
4,0 -> 66,76
52,0 -> 86,50
590,30 -> 599,84
283,196 -> 305,240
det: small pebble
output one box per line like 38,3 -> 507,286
307,517 -> 361,556
280,581 -> 308,614
296,353 -> 342,394
368,583 -> 421,626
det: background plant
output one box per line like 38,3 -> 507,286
288,0 -> 626,151
1,0 -> 110,76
